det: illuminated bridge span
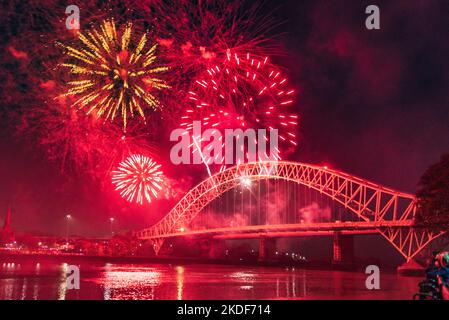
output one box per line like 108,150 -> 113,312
135,161 -> 443,261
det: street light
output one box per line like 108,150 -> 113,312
65,214 -> 72,249
110,217 -> 115,237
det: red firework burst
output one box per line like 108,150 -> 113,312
17,95 -> 158,184
143,0 -> 280,74
135,0 -> 283,124
112,154 -> 163,205
180,50 -> 298,166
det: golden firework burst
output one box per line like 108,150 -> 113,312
60,19 -> 169,130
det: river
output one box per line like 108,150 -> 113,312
0,257 -> 421,300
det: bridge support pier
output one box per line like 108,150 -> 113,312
209,239 -> 226,259
397,260 -> 425,276
332,232 -> 354,267
258,238 -> 276,262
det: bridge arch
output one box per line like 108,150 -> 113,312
135,161 -> 443,260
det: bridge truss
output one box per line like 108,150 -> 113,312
135,161 -> 444,260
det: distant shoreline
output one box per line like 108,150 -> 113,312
0,252 -> 404,274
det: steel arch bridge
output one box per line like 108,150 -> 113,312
135,161 -> 444,260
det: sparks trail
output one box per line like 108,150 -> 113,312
60,19 -> 170,131
180,50 -> 298,167
112,154 -> 164,205
146,0 -> 282,73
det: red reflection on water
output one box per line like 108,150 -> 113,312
0,260 -> 421,300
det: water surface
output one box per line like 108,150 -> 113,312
0,258 -> 420,300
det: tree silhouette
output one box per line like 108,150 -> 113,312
416,154 -> 449,230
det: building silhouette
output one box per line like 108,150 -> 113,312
0,207 -> 15,244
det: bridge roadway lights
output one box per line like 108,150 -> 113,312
332,232 -> 354,268
258,238 -> 277,262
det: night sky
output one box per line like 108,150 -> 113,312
0,0 -> 447,241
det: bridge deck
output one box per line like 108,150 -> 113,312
140,220 -> 413,240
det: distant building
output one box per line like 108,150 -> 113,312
0,207 -> 15,244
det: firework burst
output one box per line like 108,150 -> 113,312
145,0 -> 280,72
112,154 -> 163,205
60,19 -> 170,130
180,50 -> 297,166
133,0 -> 283,125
